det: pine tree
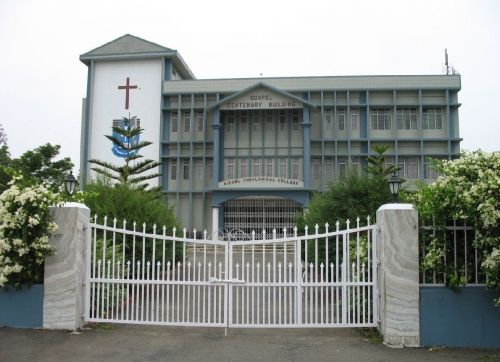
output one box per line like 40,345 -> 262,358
366,145 -> 400,179
89,116 -> 160,188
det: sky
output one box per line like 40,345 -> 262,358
0,0 -> 499,172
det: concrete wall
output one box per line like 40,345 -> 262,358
420,286 -> 500,348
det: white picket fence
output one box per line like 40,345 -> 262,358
85,216 -> 379,329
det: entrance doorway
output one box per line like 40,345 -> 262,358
223,197 -> 303,238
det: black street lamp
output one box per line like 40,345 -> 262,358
65,171 -> 78,195
388,172 -> 403,203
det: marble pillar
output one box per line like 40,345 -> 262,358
43,203 -> 89,330
376,203 -> 420,347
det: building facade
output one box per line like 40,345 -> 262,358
80,34 -> 461,236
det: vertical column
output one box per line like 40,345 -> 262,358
376,203 -> 420,347
302,105 -> 311,188
212,107 -> 222,187
212,206 -> 220,239
43,203 -> 90,330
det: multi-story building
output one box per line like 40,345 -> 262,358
80,34 -> 461,236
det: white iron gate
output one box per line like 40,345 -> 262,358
85,217 -> 379,329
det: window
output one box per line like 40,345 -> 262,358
279,111 -> 287,131
397,108 -> 418,130
183,112 -> 191,132
398,156 -> 419,179
239,112 -> 248,131
351,109 -> 358,130
325,108 -> 333,125
194,160 -> 202,180
422,108 -> 443,130
266,111 -> 274,131
240,159 -> 248,178
196,111 -> 203,132
326,158 -> 334,181
227,158 -> 235,179
253,159 -> 261,176
279,158 -> 287,178
252,117 -> 260,132
312,159 -> 320,180
227,115 -> 235,132
337,109 -> 346,130
170,160 -> 177,180
371,108 -> 392,130
292,110 -> 300,131
424,158 -> 440,180
292,158 -> 299,180
338,157 -> 347,180
171,112 -> 178,133
183,159 -> 189,179
266,158 -> 273,177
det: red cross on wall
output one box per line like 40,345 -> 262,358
118,77 -> 138,110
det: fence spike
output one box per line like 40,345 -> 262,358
182,228 -> 187,238
325,222 -> 329,232
335,220 -> 340,230
103,215 -> 108,225
208,261 -> 212,268
153,224 -> 157,234
193,228 -> 197,239
123,219 -> 127,229
203,230 -> 208,240
304,225 -> 309,236
142,223 -> 146,232
367,215 -> 371,225
167,261 -> 171,268
289,262 -> 293,268
162,225 -> 167,235
346,219 -> 350,228
187,261 -> 191,267
113,218 -> 117,227
93,214 -> 98,223
315,224 -> 319,234
172,227 -> 177,237
157,261 -> 161,267
251,230 -> 255,241
283,228 -> 287,238
294,226 -> 298,237
272,228 -> 276,239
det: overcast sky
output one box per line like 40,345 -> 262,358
1,0 -> 498,172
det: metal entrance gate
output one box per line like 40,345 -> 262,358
85,217 -> 378,328
224,198 -> 303,238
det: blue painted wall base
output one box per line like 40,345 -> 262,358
420,286 -> 500,348
0,284 -> 43,328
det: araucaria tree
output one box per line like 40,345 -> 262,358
89,116 -> 160,188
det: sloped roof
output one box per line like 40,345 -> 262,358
80,34 -> 195,79
209,82 -> 317,110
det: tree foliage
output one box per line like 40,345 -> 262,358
411,151 -> 500,303
298,172 -> 392,230
0,143 -> 73,194
88,116 -> 160,188
366,144 -> 400,178
82,178 -> 177,232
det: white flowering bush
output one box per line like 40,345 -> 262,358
412,151 -> 500,304
0,175 -> 60,288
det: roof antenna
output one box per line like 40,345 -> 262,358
445,48 -> 449,75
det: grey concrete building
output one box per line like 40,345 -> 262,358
80,35 -> 461,236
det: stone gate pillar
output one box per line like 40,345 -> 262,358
43,203 -> 89,331
376,203 -> 420,347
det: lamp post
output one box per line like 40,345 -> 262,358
387,172 -> 403,203
64,171 -> 78,195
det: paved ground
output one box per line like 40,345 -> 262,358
0,324 -> 498,362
